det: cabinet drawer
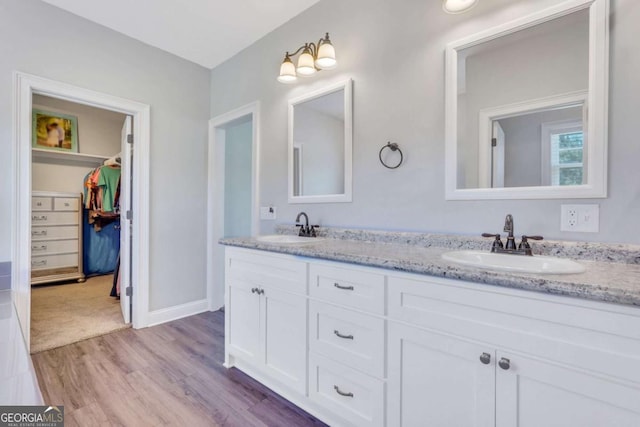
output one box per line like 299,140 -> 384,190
32,197 -> 52,211
309,353 -> 385,427
309,300 -> 385,378
31,226 -> 78,240
31,253 -> 78,270
226,248 -> 306,294
31,239 -> 78,256
31,212 -> 78,226
309,263 -> 385,315
53,197 -> 79,211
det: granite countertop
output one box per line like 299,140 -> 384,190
220,228 -> 640,308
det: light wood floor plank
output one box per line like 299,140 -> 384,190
32,310 -> 327,426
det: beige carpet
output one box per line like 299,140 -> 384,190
30,274 -> 130,354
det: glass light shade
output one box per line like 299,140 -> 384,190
315,42 -> 336,69
277,57 -> 297,83
296,50 -> 316,76
443,0 -> 478,14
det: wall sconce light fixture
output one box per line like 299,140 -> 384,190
443,0 -> 478,14
277,33 -> 337,84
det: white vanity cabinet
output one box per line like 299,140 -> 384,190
225,248 -> 307,395
224,246 -> 640,427
387,274 -> 640,427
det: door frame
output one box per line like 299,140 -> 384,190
12,71 -> 151,349
207,102 -> 260,311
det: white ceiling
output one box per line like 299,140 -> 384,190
41,0 -> 321,69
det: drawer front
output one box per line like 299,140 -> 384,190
31,239 -> 78,256
31,226 -> 78,240
388,274 -> 640,386
32,197 -> 52,211
309,353 -> 385,427
31,211 -> 78,226
309,263 -> 385,315
310,300 -> 385,378
226,248 -> 306,294
53,197 -> 79,211
31,253 -> 78,270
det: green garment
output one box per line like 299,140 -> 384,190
98,166 -> 121,212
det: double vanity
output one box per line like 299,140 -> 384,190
221,227 -> 640,427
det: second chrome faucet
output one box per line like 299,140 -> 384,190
482,214 -> 543,256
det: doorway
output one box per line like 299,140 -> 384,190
29,94 -> 130,352
207,102 -> 260,311
12,72 -> 151,351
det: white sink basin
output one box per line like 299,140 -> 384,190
255,235 -> 325,244
442,250 -> 585,275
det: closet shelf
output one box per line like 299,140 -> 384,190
32,148 -> 109,167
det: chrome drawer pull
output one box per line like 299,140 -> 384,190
32,215 -> 48,221
31,260 -> 47,267
334,282 -> 354,291
334,385 -> 354,398
32,230 -> 47,236
32,245 -> 47,251
334,330 -> 354,340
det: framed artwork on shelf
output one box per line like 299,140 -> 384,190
32,108 -> 79,153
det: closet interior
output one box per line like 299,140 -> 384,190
30,94 -> 129,351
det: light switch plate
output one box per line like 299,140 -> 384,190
260,206 -> 276,220
561,204 -> 599,232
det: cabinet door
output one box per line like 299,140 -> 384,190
227,281 -> 261,366
262,287 -> 307,394
496,351 -> 640,427
388,322 -> 495,427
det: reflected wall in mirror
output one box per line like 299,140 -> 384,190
288,78 -> 352,203
445,0 -> 609,200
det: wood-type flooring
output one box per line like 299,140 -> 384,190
31,310 -> 327,426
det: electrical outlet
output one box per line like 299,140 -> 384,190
561,204 -> 599,232
260,206 -> 276,220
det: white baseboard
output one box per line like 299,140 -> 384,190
146,299 -> 209,327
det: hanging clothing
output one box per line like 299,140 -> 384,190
83,165 -> 121,231
98,166 -> 121,213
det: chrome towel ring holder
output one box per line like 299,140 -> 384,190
379,141 -> 403,169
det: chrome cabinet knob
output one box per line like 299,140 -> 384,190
479,352 -> 491,365
498,357 -> 511,370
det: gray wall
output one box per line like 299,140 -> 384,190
32,95 -> 124,193
209,0 -> 640,244
1,0 -> 211,311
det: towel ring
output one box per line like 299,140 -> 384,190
379,142 -> 403,169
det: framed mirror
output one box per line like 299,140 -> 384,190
445,0 -> 609,200
288,78 -> 353,203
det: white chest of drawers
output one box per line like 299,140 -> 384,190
31,191 -> 85,285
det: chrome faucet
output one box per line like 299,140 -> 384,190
295,212 -> 318,237
482,214 -> 543,256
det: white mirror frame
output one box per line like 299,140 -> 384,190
445,0 -> 609,200
288,78 -> 353,204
